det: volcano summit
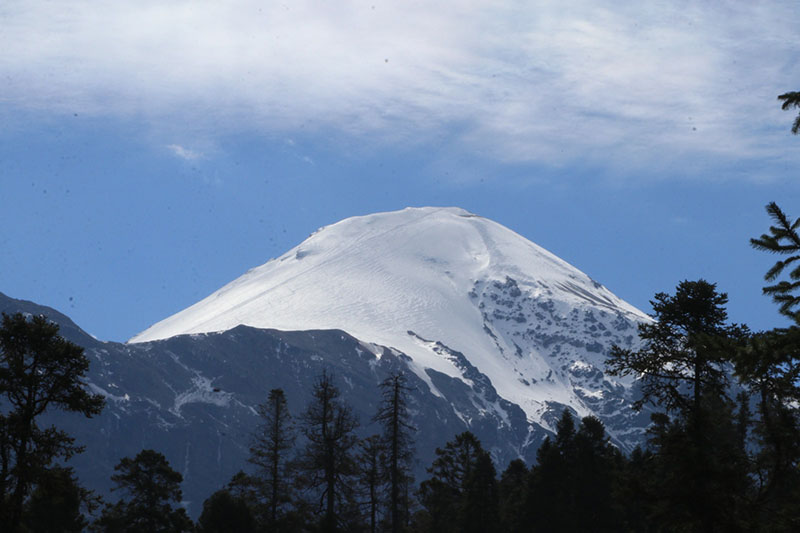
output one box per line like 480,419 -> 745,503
133,207 -> 649,444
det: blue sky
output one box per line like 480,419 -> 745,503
2,1 -> 800,341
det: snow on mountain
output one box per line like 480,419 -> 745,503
131,207 -> 649,436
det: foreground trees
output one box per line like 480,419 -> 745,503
373,372 -> 416,533
95,449 -> 193,532
607,280 -> 751,531
296,371 -> 361,532
527,411 -> 624,532
249,388 -> 296,528
743,202 -> 800,529
0,312 -> 105,531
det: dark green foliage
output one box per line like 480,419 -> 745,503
740,203 -> 800,530
197,489 -> 257,533
460,450 -> 499,533
528,410 -> 623,532
357,435 -> 384,533
417,431 -> 496,533
22,466 -> 97,532
372,371 -> 415,533
778,91 -> 800,134
607,280 -> 742,415
751,201 -> 800,320
295,370 -> 360,532
736,332 -> 800,531
527,411 -> 575,532
94,449 -> 193,532
497,459 -> 527,533
616,446 -> 655,532
645,406 -> 751,532
0,312 -> 105,531
572,416 -> 625,530
608,281 -> 753,531
249,388 -> 295,528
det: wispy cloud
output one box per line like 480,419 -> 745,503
2,1 -> 799,177
166,144 -> 203,161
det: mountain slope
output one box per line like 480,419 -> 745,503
132,207 -> 649,443
0,291 -> 543,518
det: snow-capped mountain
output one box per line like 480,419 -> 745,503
132,207 -> 649,443
1,208 -> 653,516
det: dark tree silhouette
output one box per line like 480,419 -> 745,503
296,370 -> 360,532
607,281 -> 750,531
22,466 -> 97,532
373,371 -> 415,533
197,489 -> 256,533
497,459 -> 528,533
357,435 -> 384,533
249,388 -> 295,527
778,91 -> 800,134
460,450 -> 499,533
94,449 -> 193,532
0,312 -> 105,531
418,431 -> 487,533
751,201 -> 800,321
742,202 -> 800,529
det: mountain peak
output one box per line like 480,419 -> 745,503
130,207 -> 647,431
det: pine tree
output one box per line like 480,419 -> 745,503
497,459 -> 528,533
373,371 -> 415,533
94,449 -> 193,532
527,410 -> 577,532
606,280 -> 741,417
0,312 -> 105,531
418,431 -> 486,533
21,466 -> 98,532
743,202 -> 800,530
197,489 -> 257,533
295,370 -> 360,532
607,281 -> 751,531
751,201 -> 800,320
528,410 -> 624,531
357,435 -> 385,533
248,388 -> 295,528
460,450 -> 499,533
572,416 -> 624,531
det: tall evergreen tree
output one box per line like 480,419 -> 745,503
736,330 -> 800,531
0,312 -> 105,531
94,449 -> 193,532
460,450 -> 499,533
606,281 -> 750,532
527,410 -> 577,532
607,280 -> 740,417
497,459 -> 528,533
528,410 -> 624,531
373,371 -> 415,533
417,431 -> 486,533
357,435 -> 385,533
743,202 -> 800,530
572,416 -> 624,531
249,388 -> 295,528
296,370 -> 360,532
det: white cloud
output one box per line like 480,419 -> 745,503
166,144 -> 203,161
2,1 -> 799,176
